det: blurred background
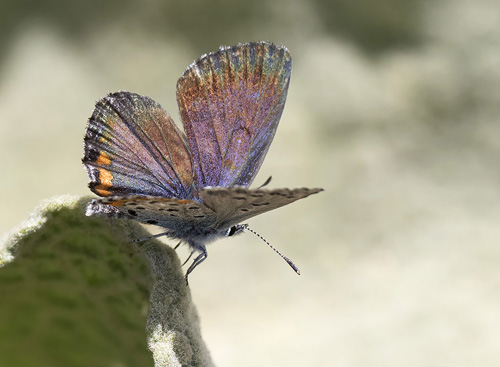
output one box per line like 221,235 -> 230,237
1,0 -> 500,365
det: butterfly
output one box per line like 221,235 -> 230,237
83,41 -> 323,282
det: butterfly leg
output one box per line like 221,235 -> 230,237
173,242 -> 196,267
182,250 -> 195,266
131,231 -> 170,243
184,249 -> 208,285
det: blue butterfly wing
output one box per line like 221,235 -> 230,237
83,91 -> 194,199
176,41 -> 292,190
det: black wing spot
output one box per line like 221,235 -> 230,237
146,219 -> 158,225
85,147 -> 100,161
233,197 -> 246,200
128,209 -> 137,216
193,215 -> 206,218
251,202 -> 270,207
240,208 -> 250,212
188,206 -> 200,210
167,208 -> 179,212
136,206 -> 146,210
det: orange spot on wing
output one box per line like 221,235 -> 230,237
96,152 -> 111,166
92,168 -> 114,197
98,168 -> 113,186
94,185 -> 111,196
108,199 -> 127,206
134,197 -> 154,201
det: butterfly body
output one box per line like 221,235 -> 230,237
83,42 -> 323,280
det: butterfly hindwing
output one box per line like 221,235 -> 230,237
199,187 -> 323,230
97,196 -> 217,234
176,41 -> 292,190
83,92 -> 194,199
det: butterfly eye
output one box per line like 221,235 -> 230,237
226,226 -> 238,237
225,224 -> 246,237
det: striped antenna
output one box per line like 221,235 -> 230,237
243,224 -> 301,275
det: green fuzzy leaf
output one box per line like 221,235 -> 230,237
0,196 -> 213,367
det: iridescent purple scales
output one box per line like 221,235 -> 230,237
177,42 -> 291,189
83,41 -> 323,281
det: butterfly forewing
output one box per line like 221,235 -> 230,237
177,42 -> 292,190
200,187 -> 323,229
83,92 -> 194,198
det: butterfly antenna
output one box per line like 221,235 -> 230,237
243,224 -> 300,275
257,176 -> 272,189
